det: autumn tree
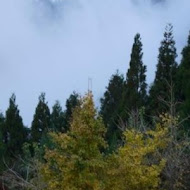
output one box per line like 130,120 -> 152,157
42,93 -> 107,190
42,93 -> 173,190
105,120 -> 167,190
157,113 -> 190,190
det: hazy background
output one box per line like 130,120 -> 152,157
0,0 -> 190,126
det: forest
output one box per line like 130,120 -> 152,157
0,24 -> 190,189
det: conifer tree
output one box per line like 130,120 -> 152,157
100,71 -> 124,150
63,92 -> 80,131
51,100 -> 65,132
42,93 -> 107,190
31,93 -> 51,143
121,33 -> 147,120
148,24 -> 177,117
0,113 -> 5,170
177,32 -> 190,127
0,113 -> 5,144
126,33 -> 147,109
3,94 -> 26,157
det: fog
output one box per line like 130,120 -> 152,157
0,0 -> 190,126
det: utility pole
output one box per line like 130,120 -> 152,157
88,77 -> 93,95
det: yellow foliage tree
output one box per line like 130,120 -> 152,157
41,93 -> 169,190
42,93 -> 107,190
105,124 -> 168,190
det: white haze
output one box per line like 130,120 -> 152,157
0,0 -> 190,126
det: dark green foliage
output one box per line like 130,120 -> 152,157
126,33 -> 147,110
0,113 -> 5,171
121,33 -> 147,120
31,93 -> 51,143
148,24 -> 178,117
100,71 -> 124,150
0,113 -> 5,146
100,34 -> 147,150
63,92 -> 80,131
3,94 -> 26,157
51,100 -> 65,132
177,32 -> 190,128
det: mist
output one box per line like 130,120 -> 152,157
0,0 -> 190,126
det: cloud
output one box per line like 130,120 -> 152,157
0,0 -> 190,125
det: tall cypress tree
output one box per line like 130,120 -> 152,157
100,71 -> 124,150
122,33 -> 147,120
31,93 -> 51,143
148,24 -> 177,117
4,94 -> 26,157
0,113 -> 5,146
63,92 -> 80,131
51,100 -> 65,132
177,32 -> 190,126
0,113 -> 5,169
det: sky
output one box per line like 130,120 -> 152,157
0,0 -> 190,126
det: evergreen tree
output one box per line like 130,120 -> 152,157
51,100 -> 65,132
0,112 -> 5,144
121,33 -> 147,120
0,113 -> 5,170
3,94 -> 26,157
100,71 -> 124,150
126,33 -> 147,110
177,32 -> 190,127
31,93 -> 51,143
148,24 -> 177,117
63,92 -> 80,131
